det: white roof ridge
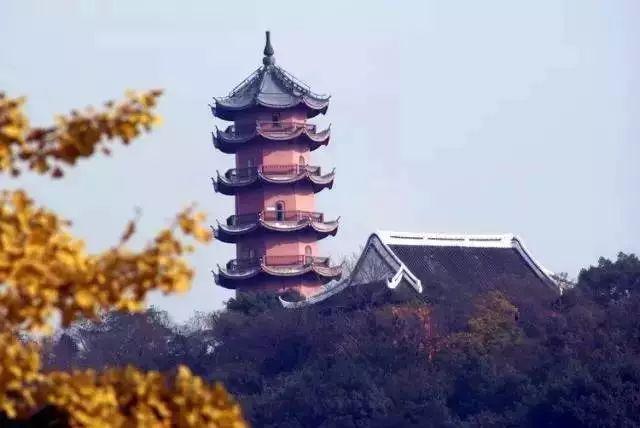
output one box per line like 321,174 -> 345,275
375,230 -> 516,248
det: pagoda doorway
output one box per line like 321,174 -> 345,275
275,201 -> 285,221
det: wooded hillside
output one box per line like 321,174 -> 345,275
44,252 -> 640,427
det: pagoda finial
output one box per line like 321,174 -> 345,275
263,31 -> 275,66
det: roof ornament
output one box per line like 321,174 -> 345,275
263,30 -> 275,66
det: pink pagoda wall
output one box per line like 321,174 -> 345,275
233,107 -> 322,282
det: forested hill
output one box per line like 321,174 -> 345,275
44,253 -> 640,427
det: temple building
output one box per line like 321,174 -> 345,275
211,32 -> 341,296
280,231 -> 564,308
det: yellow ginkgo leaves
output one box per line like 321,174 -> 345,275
0,333 -> 41,419
0,89 -> 247,426
0,189 -> 211,331
31,366 -> 246,428
0,90 -> 162,177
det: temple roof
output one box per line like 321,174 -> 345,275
280,231 -> 561,307
212,31 -> 330,121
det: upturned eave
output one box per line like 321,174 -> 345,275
214,218 -> 339,244
212,168 -> 335,195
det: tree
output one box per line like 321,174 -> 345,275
192,255 -> 640,427
39,251 -> 640,427
578,252 -> 640,305
0,90 -> 246,427
44,308 -> 176,372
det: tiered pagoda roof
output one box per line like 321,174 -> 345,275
212,164 -> 335,195
214,210 -> 339,243
211,33 -> 330,121
212,121 -> 331,153
215,256 -> 342,290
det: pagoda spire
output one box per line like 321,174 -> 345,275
263,31 -> 275,65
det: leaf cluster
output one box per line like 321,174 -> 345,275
0,91 -> 245,427
0,90 -> 162,177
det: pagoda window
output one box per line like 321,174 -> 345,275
272,112 -> 281,127
275,201 -> 285,221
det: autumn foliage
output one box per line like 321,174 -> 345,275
0,91 -> 246,427
0,90 -> 163,177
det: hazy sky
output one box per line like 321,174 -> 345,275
2,1 -> 638,322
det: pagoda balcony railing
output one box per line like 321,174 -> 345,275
227,210 -> 324,226
223,120 -> 316,137
226,255 -> 330,271
224,164 -> 321,180
256,120 -> 316,133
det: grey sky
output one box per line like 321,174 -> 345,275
2,1 -> 638,322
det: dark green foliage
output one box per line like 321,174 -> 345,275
578,252 -> 640,305
225,291 -> 285,316
44,253 -> 640,427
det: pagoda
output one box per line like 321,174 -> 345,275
211,31 -> 341,296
